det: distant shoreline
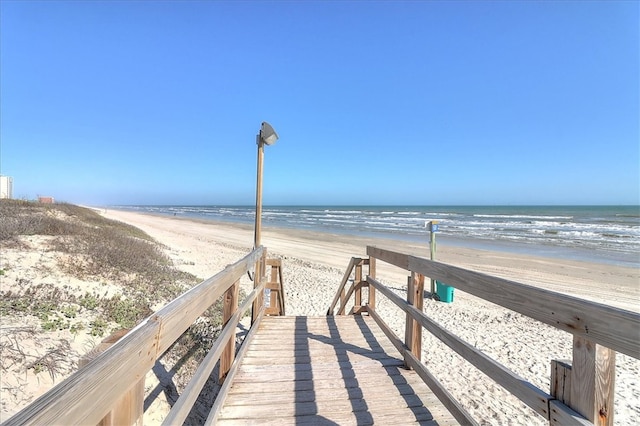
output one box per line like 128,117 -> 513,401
106,206 -> 639,268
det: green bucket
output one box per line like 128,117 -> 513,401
435,281 -> 454,303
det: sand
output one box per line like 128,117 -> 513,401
2,208 -> 638,424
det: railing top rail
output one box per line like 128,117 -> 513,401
367,245 -> 640,359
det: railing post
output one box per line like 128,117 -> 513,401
219,279 -> 240,384
354,260 -> 363,314
404,272 -> 424,369
79,329 -> 144,426
368,256 -> 376,311
270,260 -> 278,310
568,336 -> 615,425
252,249 -> 267,325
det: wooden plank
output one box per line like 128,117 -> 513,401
222,390 -> 429,408
401,249 -> 640,358
204,309 -> 265,425
216,410 -> 441,426
355,261 -> 363,308
368,276 -> 552,419
367,308 -> 476,426
405,273 -> 424,367
162,281 -> 265,426
368,245 -> 409,270
78,328 -> 144,426
219,279 -> 240,383
218,394 -> 430,418
549,400 -> 593,426
550,359 -> 572,407
369,245 -> 640,357
328,257 -> 357,314
154,247 -> 264,356
368,256 -> 377,310
338,281 -> 358,315
236,358 -> 405,375
240,351 -> 397,365
251,251 -> 266,324
227,380 -> 434,397
570,336 -> 616,425
404,350 -> 479,426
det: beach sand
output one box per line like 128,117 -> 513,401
100,209 -> 639,425
2,208 -> 638,424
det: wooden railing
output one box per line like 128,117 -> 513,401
328,245 -> 640,426
3,246 -> 286,426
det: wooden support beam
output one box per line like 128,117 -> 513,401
570,336 -> 615,426
354,261 -> 363,312
404,273 -> 424,368
368,256 -> 376,310
251,250 -> 266,325
550,359 -> 572,407
219,279 -> 240,384
78,329 -> 144,426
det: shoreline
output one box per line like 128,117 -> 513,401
103,208 -> 639,312
109,207 -> 640,268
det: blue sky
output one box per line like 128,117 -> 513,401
1,1 -> 638,206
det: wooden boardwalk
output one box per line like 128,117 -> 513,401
215,315 -> 459,425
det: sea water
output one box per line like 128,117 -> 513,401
114,205 -> 639,267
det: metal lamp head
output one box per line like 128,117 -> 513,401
259,122 -> 279,146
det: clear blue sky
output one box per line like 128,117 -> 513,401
1,1 -> 638,206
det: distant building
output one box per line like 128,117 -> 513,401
0,176 -> 13,199
38,196 -> 55,204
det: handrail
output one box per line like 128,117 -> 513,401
327,257 -> 359,315
331,245 -> 639,426
205,307 -> 266,425
3,247 -> 268,426
161,276 -> 268,425
368,246 -> 640,358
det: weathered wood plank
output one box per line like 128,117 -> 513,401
570,336 -> 616,425
162,281 -> 265,426
218,394 -> 430,418
218,316 -> 459,425
154,247 -> 264,356
328,257 -> 358,314
219,279 -> 240,383
216,411 -> 441,426
240,351 -> 398,365
368,245 -> 640,357
227,372 -> 430,394
549,400 -> 593,426
204,309 -> 265,425
367,308 -> 477,426
551,359 -> 572,407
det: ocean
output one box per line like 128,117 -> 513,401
114,205 -> 639,267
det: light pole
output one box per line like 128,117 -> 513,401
254,122 -> 278,249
